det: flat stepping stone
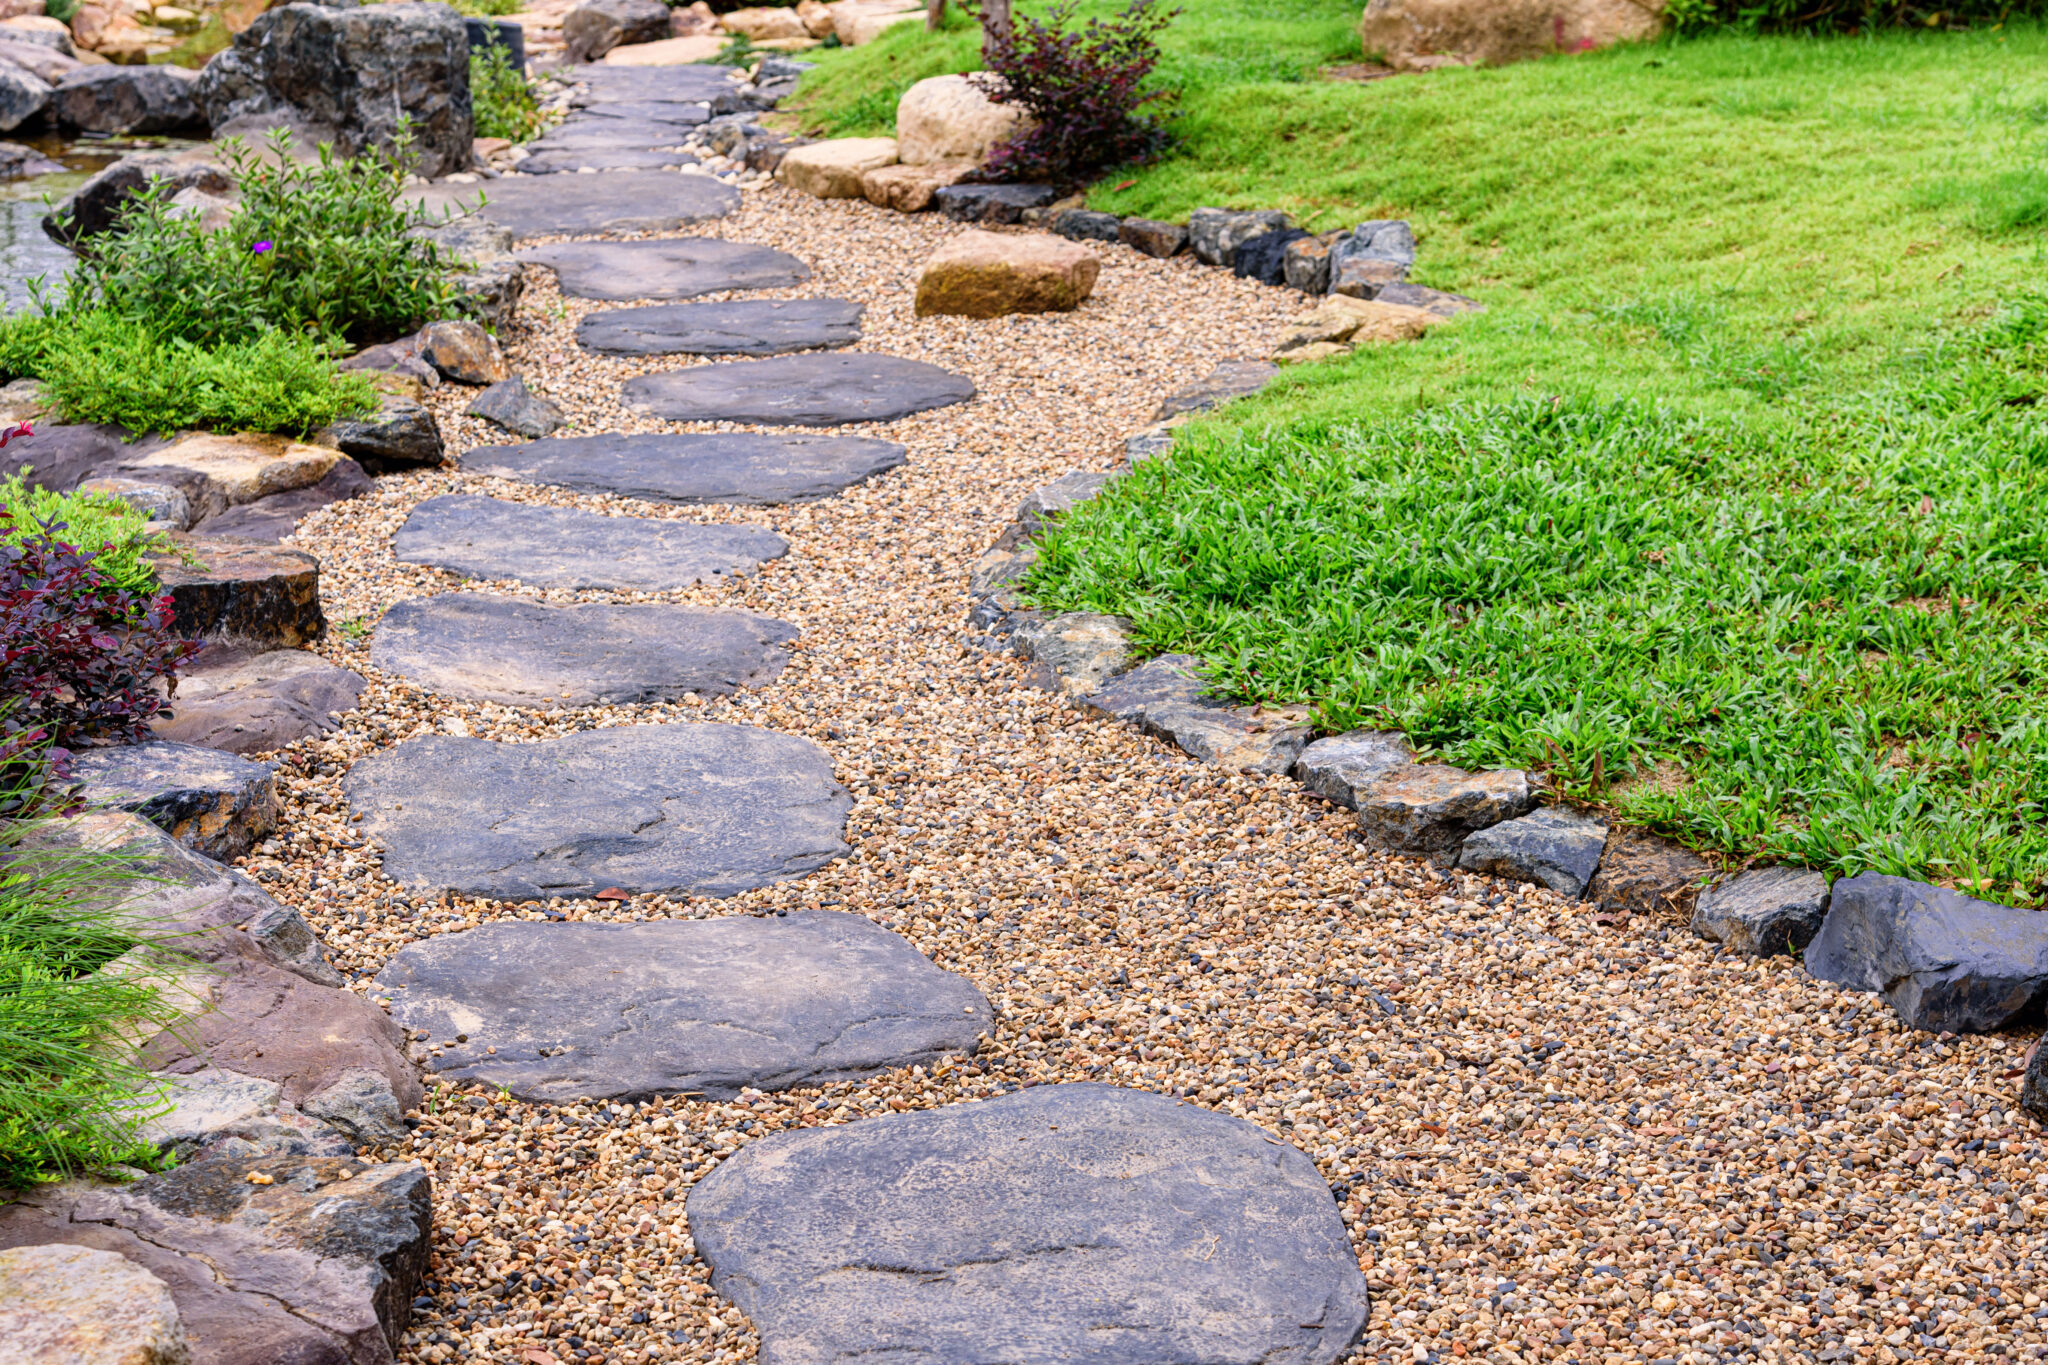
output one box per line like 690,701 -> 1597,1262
403,170 -> 737,241
343,723 -> 851,899
688,1083 -> 1371,1365
578,299 -> 864,356
517,237 -> 810,302
371,912 -> 991,1102
370,593 -> 796,706
623,353 -> 975,427
573,99 -> 714,127
463,432 -> 906,504
518,148 -> 697,175
392,494 -> 788,590
572,64 -> 738,105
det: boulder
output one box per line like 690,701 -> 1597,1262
1456,806 -> 1609,897
148,536 -> 325,649
194,1 -> 474,181
1293,729 -> 1413,808
417,318 -> 508,385
1,14 -> 76,54
413,215 -> 525,332
1187,206 -> 1291,268
721,4 -> 807,40
776,135 -> 897,199
1119,216 -> 1187,258
323,394 -> 444,473
1692,865 -> 1830,957
338,333 -> 438,390
895,72 -> 1027,166
600,32 -> 727,64
139,1067 -> 355,1164
42,148 -> 230,245
564,0 -> 670,62
1805,873 -> 2048,1033
914,228 -> 1100,319
824,0 -> 920,44
0,57 -> 43,130
1155,359 -> 1278,419
67,742 -> 276,860
1011,612 -> 1132,698
1275,294 -> 1442,355
794,0 -> 834,36
182,457 -> 370,544
1584,827 -> 1711,918
1351,762 -> 1539,853
0,1243 -> 191,1365
51,63 -> 196,134
1088,654 -> 1311,775
0,35 -> 78,84
1052,207 -> 1121,242
1283,230 -> 1346,292
118,432 -> 340,523
466,375 -> 567,439
1361,0 -> 1666,72
1232,226 -> 1310,286
152,647 -> 367,756
932,181 -> 1057,224
1328,219 -> 1416,298
858,158 -> 973,213
78,474 -> 193,529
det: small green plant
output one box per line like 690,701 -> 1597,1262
471,39 -> 546,143
1662,0 -> 2045,30
0,473 -> 172,595
452,0 -> 522,14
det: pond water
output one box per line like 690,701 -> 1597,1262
0,133 -> 207,313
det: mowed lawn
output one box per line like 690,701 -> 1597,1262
791,14 -> 2048,903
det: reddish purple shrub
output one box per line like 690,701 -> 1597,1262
970,0 -> 1178,187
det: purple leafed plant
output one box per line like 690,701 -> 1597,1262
969,0 -> 1179,187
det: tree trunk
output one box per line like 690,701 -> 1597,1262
926,0 -> 945,30
980,0 -> 1012,48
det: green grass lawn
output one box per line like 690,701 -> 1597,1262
794,14 -> 2048,903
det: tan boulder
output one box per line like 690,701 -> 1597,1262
795,0 -> 834,36
848,7 -> 920,42
915,228 -> 1100,319
824,0 -> 918,43
125,434 -> 341,508
860,158 -> 975,213
776,135 -> 897,199
603,33 -> 726,62
669,0 -> 717,34
896,72 -> 1029,167
1274,341 -> 1352,366
720,4 -> 807,40
1273,295 -> 1442,357
1360,0 -> 1663,72
0,1244 -> 191,1365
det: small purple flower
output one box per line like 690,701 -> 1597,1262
252,240 -> 274,254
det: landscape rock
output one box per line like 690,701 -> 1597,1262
148,536 -> 323,649
623,352 -> 975,427
1187,206 -> 1291,268
52,63 -> 196,134
1805,873 -> 2048,1033
577,298 -> 863,356
393,494 -> 788,590
720,4 -> 807,40
1275,294 -> 1442,354
1017,468 -> 1114,534
417,318 -> 508,385
0,35 -> 77,85
1283,230 -> 1345,292
2023,1039 -> 2048,1125
0,135 -> 60,178
1052,207 -> 1121,242
42,149 -> 229,245
463,431 -> 907,504
1011,611 -> 1133,698
1119,216 -> 1187,258
1232,226 -> 1311,286
68,742 -> 276,860
323,394 -> 444,473
858,157 -> 974,213
844,5 -> 921,43
914,228 -> 1099,319
344,723 -> 853,900
466,375 -> 567,439
1457,806 -> 1609,897
119,432 -> 340,523
1375,280 -> 1485,316
415,215 -> 526,331
519,235 -> 807,301
1691,866 -> 1830,957
0,1243 -> 191,1365
967,540 -> 1036,602
1293,729 -> 1413,808
0,57 -> 44,130
1124,419 -> 1181,462
183,457 -> 371,544
563,0 -> 669,61
687,1083 -> 1370,1365
1,14 -> 75,55
339,333 -> 439,390
152,647 -> 366,756
1360,0 -> 1665,72
405,169 -> 738,239
1329,219 -> 1416,297
1156,358 -> 1278,419
895,71 -> 1027,166
138,1067 -> 354,1164
775,134 -> 897,198
1351,762 -> 1539,854
1585,827 -> 1713,918
1088,654 -> 1310,775
78,474 -> 193,529
933,181 -> 1058,224
825,0 -> 921,44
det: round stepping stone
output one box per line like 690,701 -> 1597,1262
392,494 -> 788,590
578,299 -> 864,357
371,593 -> 796,706
403,170 -> 737,240
518,148 -> 697,176
370,912 -> 992,1102
623,353 -> 975,427
516,237 -> 810,302
688,1083 -> 1370,1365
462,432 -> 906,504
342,722 -> 850,900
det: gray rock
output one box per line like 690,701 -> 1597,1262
69,742 -> 277,861
517,236 -> 809,302
194,1 -> 473,180
932,182 -> 1058,224
1350,762 -> 1539,854
413,216 -> 526,330
405,169 -> 738,240
51,65 -> 197,135
1232,226 -> 1310,286
344,723 -> 851,899
1283,232 -> 1342,292
1011,612 -> 1133,698
1374,281 -> 1483,317
1124,422 -> 1177,463
338,333 -> 438,390
687,1083 -> 1370,1365
0,59 -> 48,132
77,474 -> 194,530
1585,828 -> 1713,919
296,1067 -> 410,1147
623,353 -> 975,427
577,299 -> 863,356
1,22 -> 74,56
371,593 -> 797,706
2023,1037 -> 2048,1125
571,98 -> 713,129
1187,206 -> 1291,268
371,913 -> 991,1102
1052,208 -> 1120,242
562,0 -> 669,63
1692,866 -> 1830,957
0,1242 -> 190,1365
183,457 -> 372,544
1017,468 -> 1113,536
967,541 -> 1036,602
0,136 -> 62,178
516,145 -> 696,175
149,537 -> 324,648
153,647 -> 366,756
1804,873 -> 2048,1033
462,431 -> 906,504
393,494 -> 786,591
137,1068 -> 353,1164
1087,654 -> 1309,775
466,375 -> 567,439
1329,218 -> 1416,298
324,394 -> 443,473
42,150 -> 231,246
1293,729 -> 1413,808
1118,216 -> 1186,258
1456,806 -> 1609,898
1156,359 -> 1278,420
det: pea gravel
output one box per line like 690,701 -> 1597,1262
233,182 -> 2048,1365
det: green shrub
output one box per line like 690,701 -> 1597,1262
452,0 -> 521,14
1662,0 -> 2045,31
0,474 -> 171,595
471,40 -> 546,142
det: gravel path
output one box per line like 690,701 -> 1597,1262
249,181 -> 2048,1365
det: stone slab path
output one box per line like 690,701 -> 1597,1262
517,237 -> 811,301
577,299 -> 864,356
369,594 -> 797,706
371,913 -> 991,1102
392,494 -> 788,589
405,171 -> 738,240
570,64 -> 737,105
622,353 -> 976,427
461,431 -> 907,503
518,147 -> 698,176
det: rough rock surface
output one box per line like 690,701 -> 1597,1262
914,228 -> 1100,319
0,61 -> 49,133
1376,280 -> 1485,316
1804,873 -> 2048,1033
393,494 -> 788,590
1328,219 -> 1416,297
859,158 -> 974,213
371,593 -> 798,706
1351,763 -> 1539,854
372,912 -> 991,1102
1017,468 -> 1113,535
577,298 -> 863,356
149,536 -> 324,649
687,1083 -> 1370,1365
465,375 -> 567,439
42,149 -> 230,246
932,182 -> 1058,224
1692,866 -> 1831,957
121,432 -> 341,522
183,458 -> 371,544
1011,611 -> 1133,698
1156,359 -> 1278,419
138,1067 -> 354,1165
1187,206 -> 1291,268
1052,207 -> 1122,243
1233,226 -> 1312,286
518,236 -> 809,301
1119,217 -> 1187,258
623,353 -> 975,427
1584,827 -> 1713,918
895,72 -> 1027,166
1275,295 -> 1441,354
52,64 -> 198,135
1293,729 -> 1414,809
344,723 -> 852,900
2024,1039 -> 2048,1125
1087,654 -> 1311,775
68,742 -> 277,861
0,1243 -> 191,1365
324,394 -> 444,473
406,170 -> 738,239
1360,0 -> 1665,72
563,0 -> 669,62
462,431 -> 908,504
152,647 -> 367,756
776,135 -> 898,199
1456,806 -> 1609,898
418,318 -> 508,385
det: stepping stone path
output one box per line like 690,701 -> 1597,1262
463,432 -> 908,504
577,299 -> 865,356
405,170 -> 738,240
687,1083 -> 1371,1365
518,146 -> 698,176
623,353 -> 976,426
370,593 -> 797,706
371,912 -> 991,1102
343,723 -> 851,900
392,494 -> 788,589
518,237 -> 811,302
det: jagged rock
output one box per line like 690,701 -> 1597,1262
563,0 -> 669,63
1124,419 -> 1181,463
1017,468 -> 1113,535
0,35 -> 77,85
1585,827 -> 1712,918
1329,218 -> 1416,298
914,228 -> 1100,319
1274,294 -> 1441,354
1293,729 -> 1413,808
117,432 -> 340,523
1118,216 -> 1186,258
1283,230 -> 1346,292
323,394 -> 443,473
1456,806 -> 1609,898
148,536 -> 324,649
1156,359 -> 1278,419
1692,866 -> 1830,957
42,149 -> 230,245
417,318 -> 507,385
392,494 -> 787,591
67,742 -> 277,861
138,1068 -> 353,1164
1087,654 -> 1310,775
932,181 -> 1057,225
967,541 -> 1036,602
78,474 -> 193,530
1232,226 -> 1310,286
1187,206 -> 1290,268
152,647 -> 367,756
51,64 -> 197,134
2023,1038 -> 2048,1125
0,1243 -> 191,1365
413,216 -> 525,331
1011,612 -> 1133,698
183,457 -> 371,544
466,375 -> 567,438
338,333 -> 439,390
1350,762 -> 1538,853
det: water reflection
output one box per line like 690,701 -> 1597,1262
0,133 -> 204,314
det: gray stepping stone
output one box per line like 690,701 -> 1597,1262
578,299 -> 864,356
392,494 -> 788,590
517,237 -> 810,302
518,148 -> 698,176
463,432 -> 906,504
687,1083 -> 1370,1365
527,122 -> 691,150
403,170 -> 737,241
343,722 -> 851,899
623,353 -> 975,427
370,593 -> 796,706
572,64 -> 738,105
69,741 -> 277,861
574,100 -> 712,128
370,912 -> 991,1102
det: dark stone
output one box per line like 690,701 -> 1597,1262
932,182 -> 1058,224
418,317 -> 507,385
1086,653 -> 1309,775
154,647 -> 367,757
1292,729 -> 1413,809
1118,216 -> 1186,258
569,61 -> 742,105
1283,232 -> 1340,292
1584,828 -> 1713,918
42,150 -> 231,246
1187,206 -> 1291,268
372,912 -> 991,1102
68,741 -> 276,861
1155,359 -> 1278,420
325,395 -> 444,473
0,137 -> 61,180
1374,281 -> 1484,317
370,593 -> 797,706
1692,866 -> 1830,957
51,64 -> 199,135
623,353 -> 974,428
405,168 -> 738,239
412,216 -> 526,331
186,457 -> 373,543
562,0 -> 669,63
2,421 -> 167,490
578,298 -> 863,357
1805,873 -> 2048,1033
1351,763 -> 1539,854
343,722 -> 852,900
1232,226 -> 1310,286
338,333 -> 438,390
1329,219 -> 1415,298
687,1083 -> 1370,1365
463,431 -> 907,505
392,493 -> 788,590
517,236 -> 809,302
463,14 -> 524,71
0,61 -> 46,133
466,375 -> 567,439
1016,468 -> 1112,536
1051,208 -> 1120,242
148,536 -> 325,648
1457,806 -> 1609,898
2023,1037 -> 2048,1125
571,98 -> 713,129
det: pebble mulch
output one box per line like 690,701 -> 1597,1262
240,183 -> 2048,1365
